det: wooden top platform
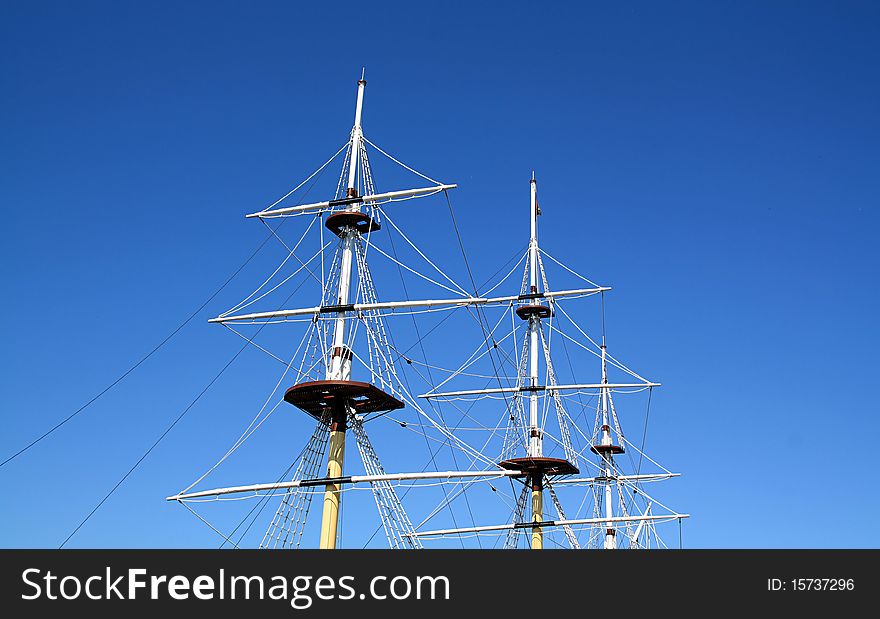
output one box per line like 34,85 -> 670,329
590,444 -> 625,456
284,380 -> 404,420
497,457 -> 579,476
325,212 -> 381,237
515,304 -> 552,320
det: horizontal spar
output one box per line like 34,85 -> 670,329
166,469 -> 521,501
551,473 -> 680,485
479,287 -> 610,304
210,297 -> 484,323
246,184 -> 458,218
209,286 -> 610,323
406,513 -> 691,538
420,382 -> 661,399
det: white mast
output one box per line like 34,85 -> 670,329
318,74 -> 366,549
327,76 -> 364,382
528,172 -> 541,459
600,343 -> 616,549
494,174 -> 584,550
527,173 -> 543,549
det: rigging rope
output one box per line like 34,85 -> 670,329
1,229 -> 270,470
62,212 -> 326,546
59,337 -> 253,547
0,141 -> 349,471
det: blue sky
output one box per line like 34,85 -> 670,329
2,1 -> 879,548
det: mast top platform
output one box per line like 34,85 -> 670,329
515,304 -> 553,320
497,457 -> 579,476
284,380 -> 404,421
590,444 -> 625,456
325,212 -> 381,237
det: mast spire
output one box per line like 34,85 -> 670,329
346,73 -> 366,198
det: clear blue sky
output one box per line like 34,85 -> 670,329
2,1 -> 878,548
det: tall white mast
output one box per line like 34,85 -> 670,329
528,172 -> 541,459
592,315 -> 628,549
318,74 -> 366,549
327,75 -> 365,382
600,343 -> 616,549
495,174 -> 581,549
527,173 -> 544,550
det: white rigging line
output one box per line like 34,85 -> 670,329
383,338 -> 518,381
414,471 -> 515,531
219,212 -> 315,316
362,136 -> 441,185
426,307 -> 519,393
182,502 -> 241,549
367,243 -> 468,296
549,304 -> 652,383
481,248 -> 530,297
557,299 -> 653,383
264,141 -> 351,213
397,390 -> 498,467
390,397 -> 513,449
221,241 -> 331,318
538,247 -> 601,288
378,208 -> 470,297
178,322 -> 315,495
617,478 -> 680,519
222,325 -> 287,364
384,341 -> 521,446
620,435 -> 674,476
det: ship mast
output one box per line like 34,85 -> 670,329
527,173 -> 543,550
591,301 -> 627,549
599,342 -> 616,549
318,74 -> 366,549
495,173 -> 580,549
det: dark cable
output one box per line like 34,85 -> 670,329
3,141 -> 341,470
1,232 -> 274,470
60,339 -> 251,547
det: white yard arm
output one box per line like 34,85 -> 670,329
406,513 -> 690,538
551,473 -> 680,486
208,286 -> 610,324
166,469 -> 521,502
419,381 -> 660,399
246,184 -> 458,218
480,286 -> 610,304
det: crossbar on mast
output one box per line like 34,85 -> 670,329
419,382 -> 661,399
246,185 -> 458,218
551,473 -> 680,485
166,469 -> 522,502
208,287 -> 611,323
406,513 -> 691,538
